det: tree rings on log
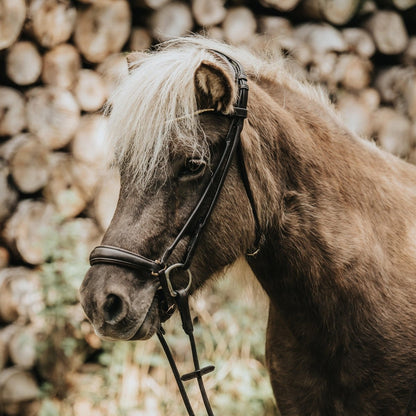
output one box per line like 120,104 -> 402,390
26,86 -> 80,150
0,88 -> 26,137
0,0 -> 26,50
2,201 -> 58,265
28,0 -> 76,49
41,44 -> 81,89
6,42 -> 42,86
74,1 -> 131,63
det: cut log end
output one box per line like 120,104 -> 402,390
6,42 -> 42,86
365,11 -> 409,55
0,88 -> 26,137
151,2 -> 194,41
41,44 -> 81,89
74,70 -> 107,112
26,87 -> 80,150
29,0 -> 77,49
74,1 -> 132,63
0,0 -> 26,50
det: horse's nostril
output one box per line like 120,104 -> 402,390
103,294 -> 125,324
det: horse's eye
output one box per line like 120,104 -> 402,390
179,158 -> 206,178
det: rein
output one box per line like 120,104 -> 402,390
89,51 -> 258,415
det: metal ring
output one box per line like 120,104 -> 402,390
164,263 -> 192,298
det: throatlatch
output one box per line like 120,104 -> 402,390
89,50 -> 253,416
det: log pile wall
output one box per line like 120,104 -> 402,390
0,0 -> 415,414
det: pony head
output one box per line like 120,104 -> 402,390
80,39 -> 260,340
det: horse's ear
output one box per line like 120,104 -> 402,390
194,60 -> 236,114
126,52 -> 147,73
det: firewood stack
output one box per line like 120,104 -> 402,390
0,0 -> 415,414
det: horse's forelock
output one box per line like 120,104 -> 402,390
105,37 -> 261,189
105,36 -> 331,190
106,49 -> 203,189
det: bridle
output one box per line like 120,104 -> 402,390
89,51 -> 260,416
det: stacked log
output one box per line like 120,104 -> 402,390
0,0 -> 415,414
6,42 -> 42,86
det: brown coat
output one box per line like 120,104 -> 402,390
80,38 -> 416,415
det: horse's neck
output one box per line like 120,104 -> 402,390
247,77 -> 416,347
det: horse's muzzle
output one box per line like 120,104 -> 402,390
79,265 -> 161,341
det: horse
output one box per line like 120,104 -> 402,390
80,37 -> 416,416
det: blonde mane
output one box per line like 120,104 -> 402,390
106,36 -> 331,189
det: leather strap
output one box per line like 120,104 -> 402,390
88,51 -> 254,416
90,245 -> 163,274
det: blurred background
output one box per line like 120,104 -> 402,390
0,0 -> 415,415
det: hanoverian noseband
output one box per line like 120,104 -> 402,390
89,51 -> 261,416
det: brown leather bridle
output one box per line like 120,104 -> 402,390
89,51 -> 260,416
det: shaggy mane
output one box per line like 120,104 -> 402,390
106,36 -> 331,189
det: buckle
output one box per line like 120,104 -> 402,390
232,106 -> 247,118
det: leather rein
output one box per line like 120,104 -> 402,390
89,52 -> 259,416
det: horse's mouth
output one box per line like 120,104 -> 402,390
129,294 -> 161,340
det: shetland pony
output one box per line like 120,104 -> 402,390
80,37 -> 416,415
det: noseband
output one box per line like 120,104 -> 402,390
89,51 -> 259,416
